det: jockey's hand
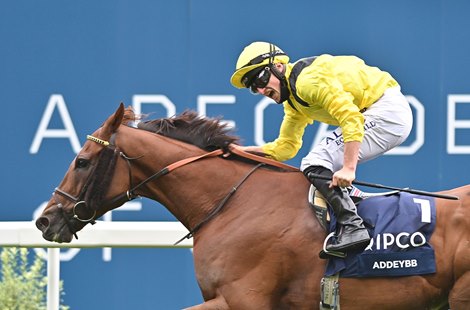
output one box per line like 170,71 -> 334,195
330,168 -> 355,188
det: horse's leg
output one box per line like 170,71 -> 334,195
449,272 -> 470,309
183,297 -> 229,310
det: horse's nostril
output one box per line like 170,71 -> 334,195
36,217 -> 50,231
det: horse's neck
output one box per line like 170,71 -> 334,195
158,160 -> 245,229
121,127 -> 245,230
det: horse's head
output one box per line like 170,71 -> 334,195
36,103 -> 133,243
36,104 -> 242,243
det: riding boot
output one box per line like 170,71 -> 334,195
304,166 -> 371,253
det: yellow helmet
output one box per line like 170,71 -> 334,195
230,42 -> 290,89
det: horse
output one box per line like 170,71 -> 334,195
36,103 -> 470,309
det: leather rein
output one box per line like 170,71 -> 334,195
53,133 -> 273,242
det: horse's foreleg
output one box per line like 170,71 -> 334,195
183,297 -> 229,310
449,271 -> 470,309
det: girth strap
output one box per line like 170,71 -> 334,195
320,273 -> 341,310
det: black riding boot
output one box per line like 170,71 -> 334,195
304,166 -> 371,253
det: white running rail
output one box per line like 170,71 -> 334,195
0,221 -> 193,310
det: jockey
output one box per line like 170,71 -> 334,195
230,41 -> 413,254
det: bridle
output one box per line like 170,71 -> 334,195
53,134 -> 118,239
53,132 -> 256,241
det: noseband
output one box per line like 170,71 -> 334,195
54,190 -> 97,223
54,179 -> 98,240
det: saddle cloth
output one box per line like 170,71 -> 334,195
322,191 -> 437,277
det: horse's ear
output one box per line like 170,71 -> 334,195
102,103 -> 125,137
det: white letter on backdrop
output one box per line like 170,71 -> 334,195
30,94 -> 81,154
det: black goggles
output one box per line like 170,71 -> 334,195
242,67 -> 272,93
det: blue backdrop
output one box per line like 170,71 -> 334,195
1,0 -> 470,308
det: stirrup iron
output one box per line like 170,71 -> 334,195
320,232 -> 347,259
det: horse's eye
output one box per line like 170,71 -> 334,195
75,158 -> 89,169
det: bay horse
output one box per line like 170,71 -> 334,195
36,103 -> 470,309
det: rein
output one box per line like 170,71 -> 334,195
113,144 -> 265,245
55,133 -> 295,242
107,148 -> 226,204
54,133 -> 227,240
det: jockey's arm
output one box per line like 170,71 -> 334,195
331,140 -> 361,188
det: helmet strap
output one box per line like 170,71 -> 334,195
269,63 -> 290,103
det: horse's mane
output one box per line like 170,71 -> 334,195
134,110 -> 240,151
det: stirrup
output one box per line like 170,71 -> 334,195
319,232 -> 346,259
